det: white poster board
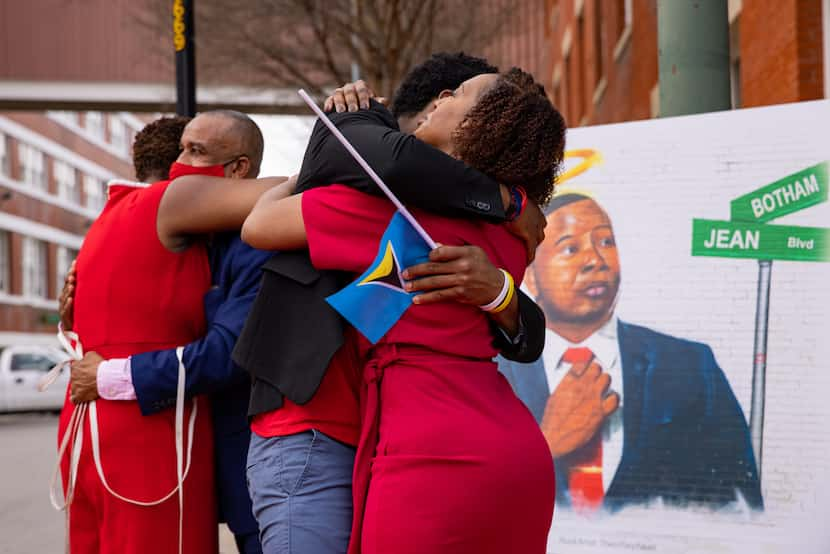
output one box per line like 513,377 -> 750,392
498,99 -> 830,553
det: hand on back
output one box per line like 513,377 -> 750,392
59,260 -> 77,331
324,80 -> 387,113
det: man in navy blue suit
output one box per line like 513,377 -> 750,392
499,193 -> 763,512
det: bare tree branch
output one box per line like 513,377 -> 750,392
131,0 -> 520,100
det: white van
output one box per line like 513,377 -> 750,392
0,333 -> 68,413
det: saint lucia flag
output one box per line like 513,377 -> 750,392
326,211 -> 432,343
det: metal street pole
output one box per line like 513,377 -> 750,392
657,0 -> 731,117
173,0 -> 197,117
749,260 -> 772,475
658,0 -> 768,478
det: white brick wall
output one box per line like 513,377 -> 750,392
535,100 -> 830,553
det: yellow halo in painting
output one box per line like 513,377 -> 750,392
557,148 -> 603,185
552,186 -> 595,199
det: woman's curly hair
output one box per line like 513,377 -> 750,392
452,68 -> 566,206
132,116 -> 191,182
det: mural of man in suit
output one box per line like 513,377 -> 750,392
499,193 -> 763,512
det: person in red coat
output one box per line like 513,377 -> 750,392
57,111 -> 267,554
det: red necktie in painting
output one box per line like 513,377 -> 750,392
562,347 -> 604,512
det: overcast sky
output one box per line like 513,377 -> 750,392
251,114 -> 315,178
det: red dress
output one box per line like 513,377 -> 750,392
57,177 -> 217,553
303,185 -> 555,554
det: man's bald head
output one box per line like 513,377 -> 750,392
205,110 -> 264,176
177,110 -> 264,179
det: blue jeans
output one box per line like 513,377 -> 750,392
246,430 -> 355,554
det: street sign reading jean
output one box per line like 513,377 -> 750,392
690,160 -> 829,480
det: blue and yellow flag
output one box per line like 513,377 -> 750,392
327,211 -> 432,343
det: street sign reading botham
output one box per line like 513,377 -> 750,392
692,219 -> 829,262
730,162 -> 828,223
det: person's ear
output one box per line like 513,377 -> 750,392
437,89 -> 454,99
231,156 -> 251,179
523,265 -> 540,299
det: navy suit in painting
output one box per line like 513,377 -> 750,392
130,233 -> 270,550
499,320 -> 763,511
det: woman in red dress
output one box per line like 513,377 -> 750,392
244,68 -> 566,553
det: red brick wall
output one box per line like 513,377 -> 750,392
480,0 -> 550,87
542,0 -> 659,127
741,0 -> 824,108
546,0 -> 824,125
741,0 -> 801,107
796,0 -> 825,101
0,304 -> 57,334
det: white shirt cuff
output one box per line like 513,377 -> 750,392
96,357 -> 137,401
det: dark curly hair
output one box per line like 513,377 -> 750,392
452,68 -> 566,206
391,52 -> 498,119
132,116 -> 191,182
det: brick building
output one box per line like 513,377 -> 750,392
528,0 -> 828,127
0,111 -> 141,340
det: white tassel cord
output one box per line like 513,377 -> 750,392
46,330 -> 195,554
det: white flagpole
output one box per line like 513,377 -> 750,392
298,89 -> 437,249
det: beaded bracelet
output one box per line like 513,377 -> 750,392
480,269 -> 515,313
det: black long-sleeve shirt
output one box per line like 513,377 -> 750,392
296,101 -> 506,221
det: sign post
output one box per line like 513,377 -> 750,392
749,259 -> 772,475
173,0 -> 196,117
691,161 -> 829,478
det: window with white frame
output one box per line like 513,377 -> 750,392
729,17 -> 741,109
55,246 -> 78,298
18,143 -> 47,192
54,160 -> 80,204
85,111 -> 105,141
0,133 -> 8,177
613,0 -> 633,60
49,111 -> 80,127
0,231 -> 9,293
22,237 -> 48,299
84,175 -> 106,211
109,116 -> 128,155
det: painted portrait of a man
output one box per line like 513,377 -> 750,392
499,193 -> 763,512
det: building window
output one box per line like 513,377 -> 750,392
18,143 -> 47,192
55,246 -> 78,298
49,111 -> 80,127
84,175 -> 106,211
109,116 -> 128,155
0,231 -> 9,293
577,12 -> 587,123
613,0 -> 633,60
730,18 -> 741,109
85,112 -> 105,141
0,133 -> 8,177
22,237 -> 48,299
593,0 -> 605,86
54,160 -> 80,204
563,53 -> 572,125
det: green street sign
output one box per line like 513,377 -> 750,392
692,219 -> 829,262
730,162 -> 828,223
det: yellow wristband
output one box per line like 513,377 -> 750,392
490,271 -> 515,314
